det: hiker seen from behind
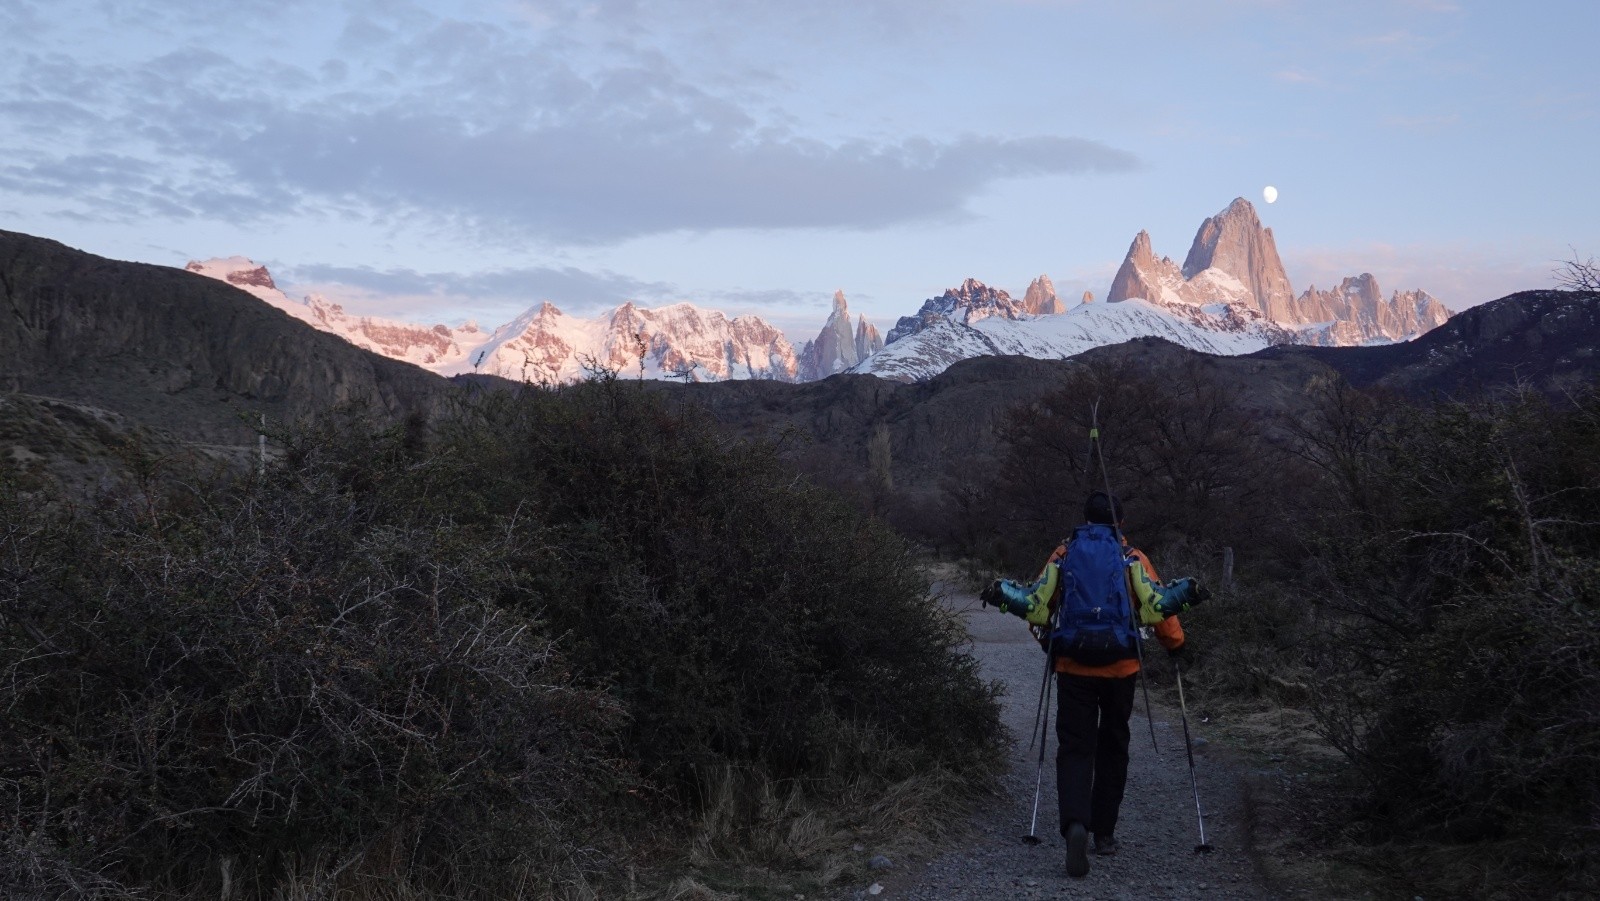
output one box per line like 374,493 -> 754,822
981,491 -> 1209,879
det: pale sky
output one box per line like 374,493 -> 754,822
2,0 -> 1595,342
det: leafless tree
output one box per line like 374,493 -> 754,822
1556,248 -> 1599,293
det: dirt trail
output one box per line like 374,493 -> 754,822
859,587 -> 1290,900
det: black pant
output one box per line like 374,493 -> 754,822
1055,671 -> 1137,838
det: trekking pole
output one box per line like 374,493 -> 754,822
1021,667 -> 1052,845
1089,399 -> 1160,754
1022,613 -> 1058,845
1027,640 -> 1052,754
1173,658 -> 1213,854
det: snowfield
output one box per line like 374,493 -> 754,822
856,298 -> 1296,382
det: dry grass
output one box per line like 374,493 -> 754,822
1196,699 -> 1385,900
918,556 -> 992,595
656,761 -> 986,900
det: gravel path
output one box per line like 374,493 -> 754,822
857,586 -> 1280,900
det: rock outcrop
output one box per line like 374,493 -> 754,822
1023,275 -> 1064,315
885,278 -> 1029,345
1290,275 -> 1451,346
855,313 -> 884,362
187,257 -> 277,290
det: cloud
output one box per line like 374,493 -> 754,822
0,2 -> 1140,245
1401,0 -> 1460,12
511,0 -> 964,46
286,261 -> 676,312
0,0 -> 47,41
1381,112 -> 1461,132
219,109 -> 1140,242
1354,28 -> 1434,54
706,287 -> 812,310
1272,69 -> 1321,85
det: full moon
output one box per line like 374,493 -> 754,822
1263,185 -> 1279,204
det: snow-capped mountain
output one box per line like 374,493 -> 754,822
854,282 -> 1295,382
187,198 -> 1450,388
444,300 -> 799,383
184,258 -> 800,383
849,198 -> 1451,382
1107,198 -> 1449,345
885,278 -> 1034,344
184,258 -> 486,368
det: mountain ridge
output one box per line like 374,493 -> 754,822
1107,197 -> 1449,345
180,197 -> 1450,385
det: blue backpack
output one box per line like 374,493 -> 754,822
1048,524 -> 1139,666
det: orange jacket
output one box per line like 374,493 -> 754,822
1039,539 -> 1185,677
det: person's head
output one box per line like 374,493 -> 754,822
1083,491 -> 1123,526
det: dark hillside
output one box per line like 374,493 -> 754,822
682,338 -> 1336,507
0,229 -> 448,448
1253,289 -> 1600,399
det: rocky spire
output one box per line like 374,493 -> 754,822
1107,230 -> 1182,304
1180,197 -> 1294,319
799,290 -> 867,380
1023,275 -> 1064,315
854,314 -> 883,360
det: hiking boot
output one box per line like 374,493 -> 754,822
1065,822 -> 1089,877
1093,834 -> 1118,856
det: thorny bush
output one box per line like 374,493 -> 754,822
1,375 -> 1004,898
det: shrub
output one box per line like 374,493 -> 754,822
0,428 -> 623,899
2,375 -> 1006,897
428,375 -> 1003,792
1295,384 -> 1600,895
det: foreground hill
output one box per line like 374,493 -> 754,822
1254,289 -> 1600,399
0,230 -> 450,478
